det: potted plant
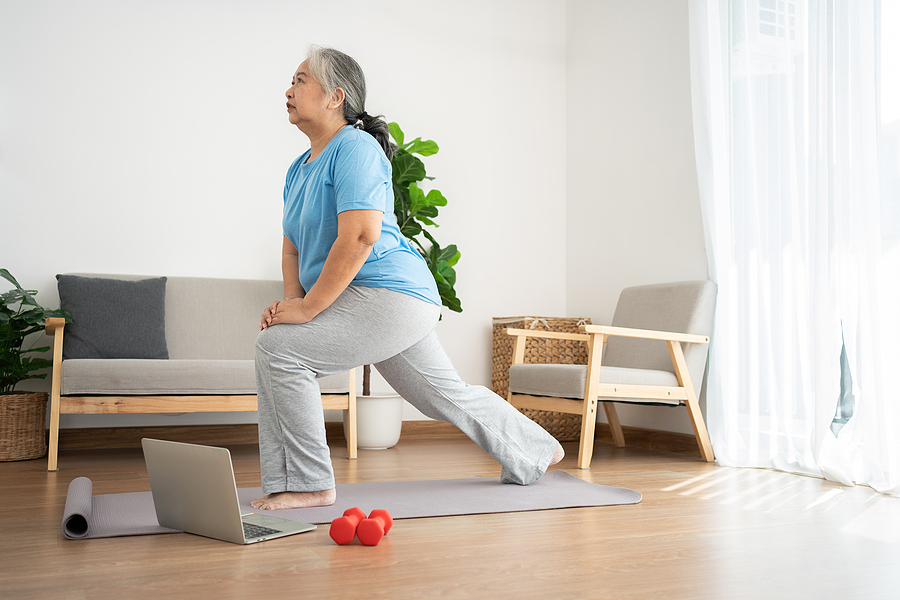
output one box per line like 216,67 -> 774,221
350,123 -> 463,449
0,269 -> 71,460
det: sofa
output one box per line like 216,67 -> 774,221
44,274 -> 356,471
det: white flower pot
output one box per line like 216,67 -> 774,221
344,394 -> 404,449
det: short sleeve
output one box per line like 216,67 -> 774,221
332,137 -> 392,214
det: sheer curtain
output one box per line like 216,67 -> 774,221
689,0 -> 900,495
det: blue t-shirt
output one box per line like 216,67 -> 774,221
282,125 -> 440,306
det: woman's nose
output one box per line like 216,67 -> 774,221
285,87 -> 292,99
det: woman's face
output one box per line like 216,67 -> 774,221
285,59 -> 330,128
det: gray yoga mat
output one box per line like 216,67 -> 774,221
62,470 -> 641,540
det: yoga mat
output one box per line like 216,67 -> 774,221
62,477 -> 180,539
62,470 -> 641,540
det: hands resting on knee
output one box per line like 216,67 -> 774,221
259,297 -> 317,330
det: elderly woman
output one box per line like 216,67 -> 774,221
251,46 -> 563,510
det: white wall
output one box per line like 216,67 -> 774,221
566,0 -> 710,434
0,0 -> 568,428
2,0 -> 709,435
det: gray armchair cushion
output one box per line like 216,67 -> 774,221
509,363 -> 682,406
57,275 -> 168,360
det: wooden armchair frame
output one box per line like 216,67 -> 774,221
506,325 -> 714,468
44,318 -> 357,471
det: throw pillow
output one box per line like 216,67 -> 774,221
56,275 -> 169,359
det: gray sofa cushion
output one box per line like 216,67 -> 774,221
60,359 -> 352,396
57,275 -> 168,360
509,363 -> 682,406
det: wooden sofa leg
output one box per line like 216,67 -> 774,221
47,321 -> 64,472
47,406 -> 60,472
345,371 -> 357,460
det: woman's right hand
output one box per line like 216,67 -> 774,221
260,300 -> 281,330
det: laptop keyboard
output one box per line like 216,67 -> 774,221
243,522 -> 283,539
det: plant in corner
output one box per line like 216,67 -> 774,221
359,123 -> 463,398
0,268 -> 71,460
388,122 -> 462,315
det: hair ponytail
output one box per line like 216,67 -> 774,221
354,112 -> 396,160
307,45 -> 396,160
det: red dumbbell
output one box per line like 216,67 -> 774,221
357,509 -> 393,546
329,507 -> 366,545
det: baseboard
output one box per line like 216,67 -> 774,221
55,420 -> 700,457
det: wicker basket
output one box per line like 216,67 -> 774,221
0,392 -> 48,461
492,316 -> 591,441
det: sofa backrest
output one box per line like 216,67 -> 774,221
67,274 -> 282,361
165,277 -> 283,360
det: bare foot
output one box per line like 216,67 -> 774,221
549,444 -> 565,466
250,488 -> 336,510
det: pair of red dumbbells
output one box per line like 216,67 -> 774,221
329,507 -> 393,546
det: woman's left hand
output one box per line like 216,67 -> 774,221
267,297 -> 318,326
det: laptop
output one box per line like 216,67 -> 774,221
141,438 -> 317,544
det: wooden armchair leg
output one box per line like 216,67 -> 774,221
576,399 -> 598,469
684,395 -> 714,461
603,402 -> 626,447
577,330 -> 605,469
668,340 -> 714,462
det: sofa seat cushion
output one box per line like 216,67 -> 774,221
508,363 -> 682,406
60,359 -> 352,396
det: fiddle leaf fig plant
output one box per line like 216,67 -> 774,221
362,123 -> 464,396
0,268 -> 71,394
389,122 -> 462,314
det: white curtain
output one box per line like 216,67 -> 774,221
689,0 -> 900,495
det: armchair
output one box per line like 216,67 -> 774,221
506,280 -> 716,468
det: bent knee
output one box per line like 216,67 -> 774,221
256,325 -> 293,359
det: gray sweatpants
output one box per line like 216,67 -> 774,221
255,286 -> 559,493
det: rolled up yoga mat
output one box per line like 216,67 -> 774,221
62,477 -> 179,539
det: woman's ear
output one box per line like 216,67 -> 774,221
328,87 -> 346,111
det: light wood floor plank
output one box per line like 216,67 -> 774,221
1,438 -> 898,599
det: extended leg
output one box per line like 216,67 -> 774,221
375,331 -> 561,485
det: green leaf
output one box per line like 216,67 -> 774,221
45,308 -> 72,322
407,181 -> 426,211
436,281 -> 462,313
405,138 -> 439,157
439,245 -> 461,267
424,189 -> 447,207
391,153 -> 426,186
0,268 -> 22,290
19,307 -> 46,324
415,206 -> 439,223
388,122 -> 405,147
400,221 -> 423,239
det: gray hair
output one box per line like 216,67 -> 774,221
306,45 -> 394,159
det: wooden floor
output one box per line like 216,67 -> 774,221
2,437 -> 899,600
